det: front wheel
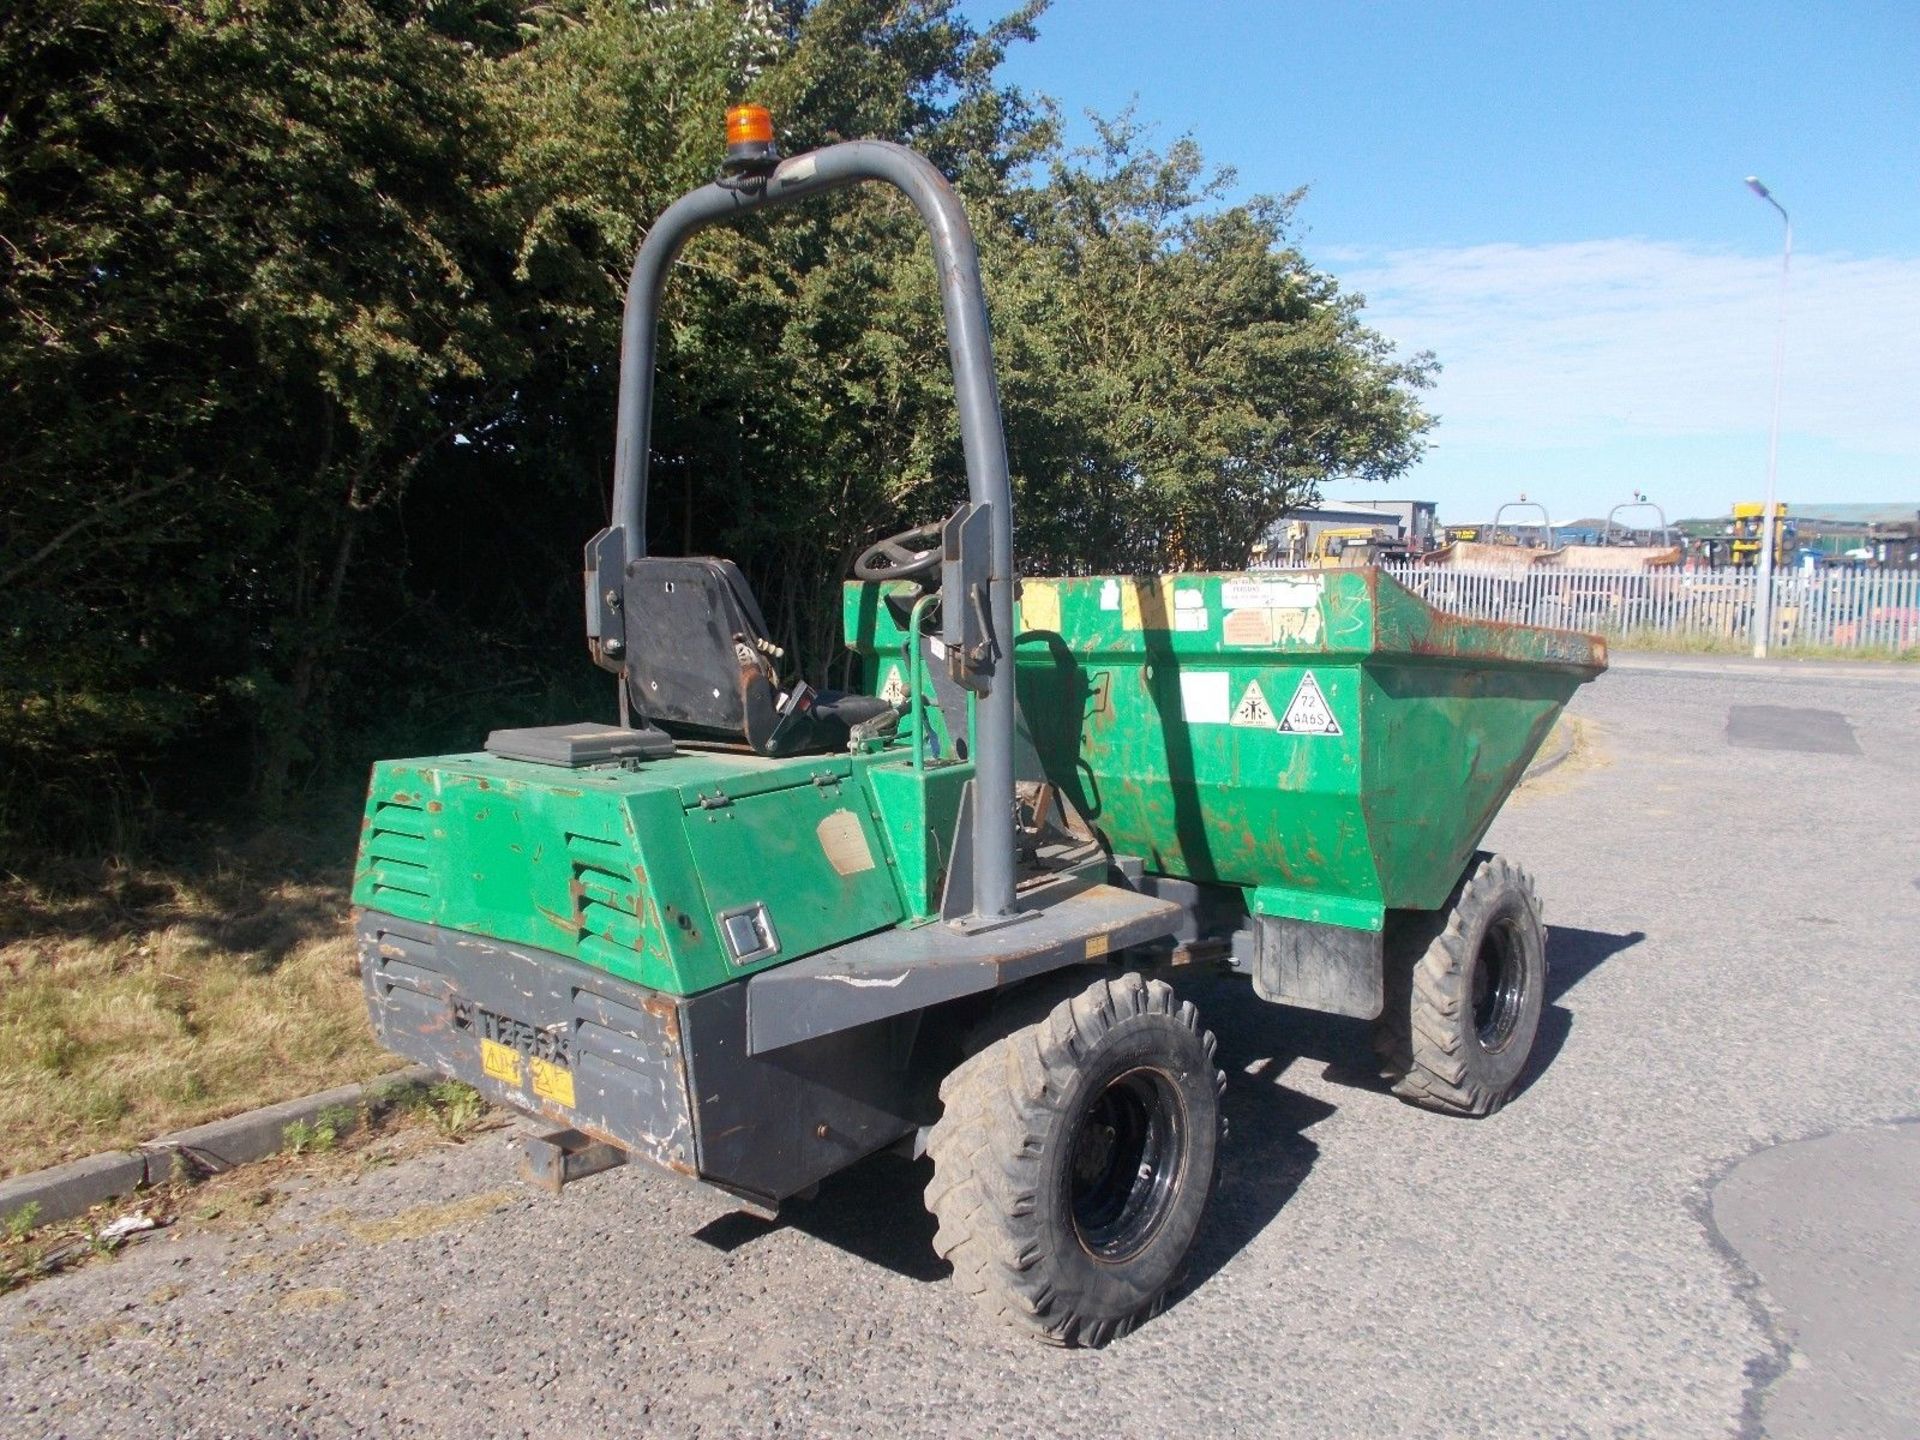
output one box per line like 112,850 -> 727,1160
924,972 -> 1223,1347
1374,854 -> 1547,1116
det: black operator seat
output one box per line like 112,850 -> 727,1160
620,556 -> 893,757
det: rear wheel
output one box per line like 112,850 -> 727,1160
1374,854 -> 1546,1116
924,972 -> 1223,1346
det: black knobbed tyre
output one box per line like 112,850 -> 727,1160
1374,853 -> 1547,1117
924,972 -> 1224,1347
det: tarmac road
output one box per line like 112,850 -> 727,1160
5,657 -> 1918,1439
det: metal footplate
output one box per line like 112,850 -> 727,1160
745,880 -> 1184,1055
518,1126 -> 629,1195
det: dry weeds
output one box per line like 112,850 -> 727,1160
0,835 -> 397,1179
1511,714 -> 1608,804
342,1189 -> 518,1245
1,1082 -> 499,1295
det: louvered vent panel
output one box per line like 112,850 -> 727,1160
364,797 -> 435,919
568,832 -> 644,968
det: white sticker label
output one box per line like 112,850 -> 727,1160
779,154 -> 818,183
878,665 -> 910,705
1221,578 -> 1268,609
1231,679 -> 1276,728
1221,575 -> 1325,611
1174,588 -> 1206,609
1267,577 -> 1324,610
1178,671 -> 1231,724
1278,671 -> 1342,735
1174,608 -> 1209,631
1099,578 -> 1121,611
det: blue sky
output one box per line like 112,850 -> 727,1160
964,0 -> 1920,523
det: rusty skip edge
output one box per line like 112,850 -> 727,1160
1366,569 -> 1610,672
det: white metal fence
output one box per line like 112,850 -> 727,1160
1364,564 -> 1920,653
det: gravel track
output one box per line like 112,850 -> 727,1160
5,661 -> 1917,1439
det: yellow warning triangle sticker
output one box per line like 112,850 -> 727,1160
1278,671 -> 1342,735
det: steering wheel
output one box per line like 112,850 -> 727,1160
853,521 -> 944,583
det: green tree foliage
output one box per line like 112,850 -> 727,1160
989,115 -> 1433,574
1,0 -> 527,828
0,0 -> 1432,852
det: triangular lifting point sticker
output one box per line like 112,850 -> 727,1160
1279,671 -> 1341,735
1231,678 -> 1276,728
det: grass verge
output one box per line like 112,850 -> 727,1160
0,824 -> 396,1180
1607,629 -> 1919,660
0,1075 -> 497,1294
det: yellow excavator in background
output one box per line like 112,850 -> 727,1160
1301,523 -> 1409,567
1713,501 -> 1795,568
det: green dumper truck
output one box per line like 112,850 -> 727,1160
354,111 -> 1606,1346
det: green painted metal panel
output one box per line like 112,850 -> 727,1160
847,567 -> 1603,930
841,580 -> 962,760
1248,884 -> 1385,932
843,580 -> 914,654
351,755 -> 721,991
864,758 -> 971,922
683,775 -> 904,962
669,753 -> 857,807
1356,661 -> 1571,910
1012,621 -> 1381,921
350,747 -> 912,995
1003,568 -> 1602,923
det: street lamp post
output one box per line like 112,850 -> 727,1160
1746,176 -> 1791,658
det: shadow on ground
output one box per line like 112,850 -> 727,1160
1547,925 -> 1645,1004
1267,923 -> 1647,1106
694,969 -> 1343,1294
692,928 -> 1646,1299
1167,968 -> 1338,1309
0,846 -> 350,973
1500,923 -> 1644,1103
694,1150 -> 949,1282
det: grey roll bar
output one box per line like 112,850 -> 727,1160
585,140 -> 1019,922
1492,498 -> 1555,550
1604,499 -> 1673,547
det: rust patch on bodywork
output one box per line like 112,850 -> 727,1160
639,990 -> 683,1043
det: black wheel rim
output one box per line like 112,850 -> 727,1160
1471,914 -> 1528,1053
1068,1067 -> 1185,1263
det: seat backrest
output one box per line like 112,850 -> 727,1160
621,557 -> 779,744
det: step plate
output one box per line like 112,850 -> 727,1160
745,881 -> 1183,1054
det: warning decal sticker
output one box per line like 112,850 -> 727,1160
1231,679 -> 1276,728
1221,608 -> 1274,646
878,665 -> 910,705
1278,671 -> 1342,736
